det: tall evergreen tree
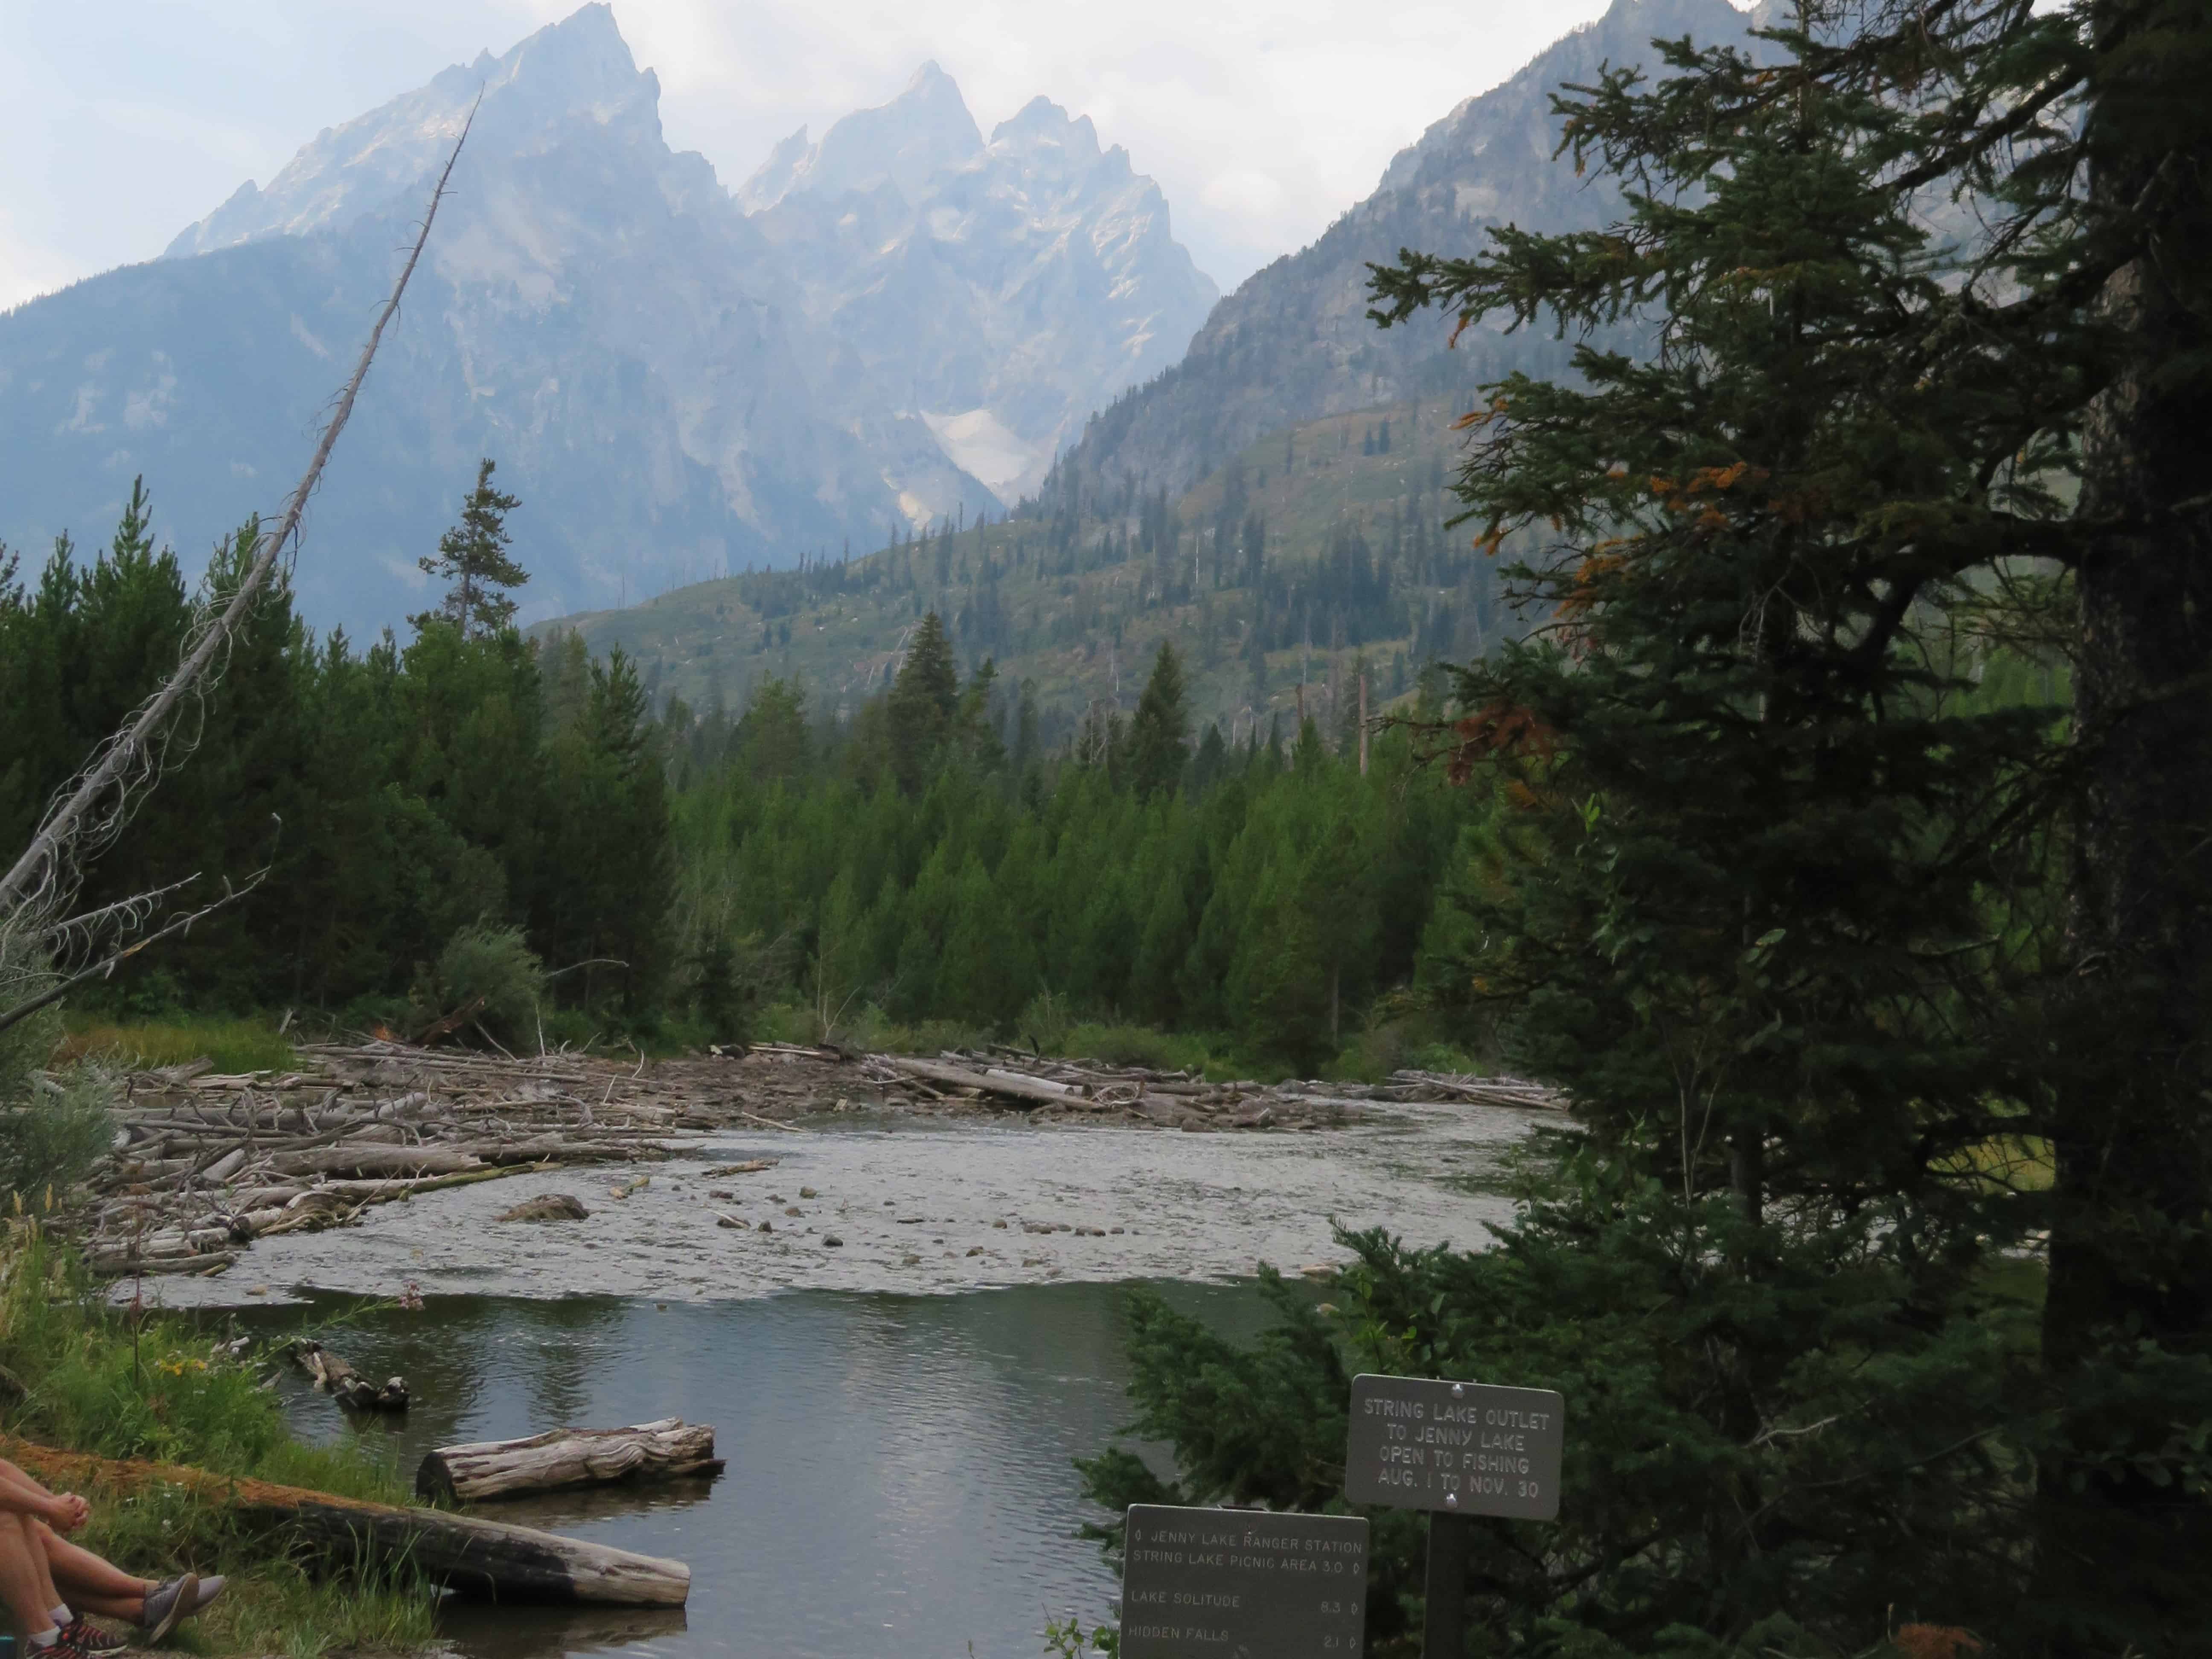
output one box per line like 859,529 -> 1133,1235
886,611 -> 959,794
413,459 -> 527,640
1077,3 -> 2209,1653
1127,642 -> 1190,800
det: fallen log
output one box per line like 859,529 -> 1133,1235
886,1055 -> 1073,1109
87,1249 -> 237,1277
416,1418 -> 722,1503
266,1146 -> 484,1179
0,1435 -> 690,1606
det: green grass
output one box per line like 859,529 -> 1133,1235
0,1226 -> 436,1656
57,1015 -> 297,1077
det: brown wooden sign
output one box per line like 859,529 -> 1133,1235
1120,1504 -> 1367,1658
1343,1373 -> 1563,1520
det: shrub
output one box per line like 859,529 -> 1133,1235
1016,990 -> 1074,1057
408,922 -> 545,1046
0,943 -> 115,1201
0,1064 -> 114,1203
1063,1022 -> 1211,1074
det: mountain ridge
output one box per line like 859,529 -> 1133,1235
1028,0 -> 1755,515
0,6 -> 1214,637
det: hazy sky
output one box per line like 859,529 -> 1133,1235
4,0 -> 1646,311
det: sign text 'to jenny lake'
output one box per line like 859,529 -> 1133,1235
1344,1374 -> 1565,1520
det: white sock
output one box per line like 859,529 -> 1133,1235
48,1605 -> 71,1627
28,1630 -> 60,1650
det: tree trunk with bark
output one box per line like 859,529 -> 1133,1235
2043,17 -> 2212,1628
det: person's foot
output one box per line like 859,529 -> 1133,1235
139,1570 -> 201,1643
55,1617 -> 130,1656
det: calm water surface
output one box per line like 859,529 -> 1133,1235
243,1282 -> 1279,1659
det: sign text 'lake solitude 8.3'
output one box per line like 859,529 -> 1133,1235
1118,1505 -> 1368,1659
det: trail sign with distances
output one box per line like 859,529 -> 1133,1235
1119,1504 -> 1368,1659
1344,1373 -> 1564,1520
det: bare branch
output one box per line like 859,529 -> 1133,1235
0,100 -> 477,933
0,862 -> 274,1041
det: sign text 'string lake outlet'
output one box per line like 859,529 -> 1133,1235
1343,1374 -> 1565,1521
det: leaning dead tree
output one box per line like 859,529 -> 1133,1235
0,108 -> 475,1033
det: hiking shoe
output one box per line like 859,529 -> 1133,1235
142,1572 -> 220,1637
140,1570 -> 201,1643
56,1618 -> 130,1656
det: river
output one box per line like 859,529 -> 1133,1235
165,1102 -> 1545,1658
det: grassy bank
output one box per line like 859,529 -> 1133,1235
55,1014 -> 298,1077
0,1227 -> 435,1658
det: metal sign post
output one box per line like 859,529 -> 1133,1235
1343,1374 -> 1565,1659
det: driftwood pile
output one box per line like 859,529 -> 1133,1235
80,1040 -> 710,1278
71,1036 -> 1560,1277
856,1048 -> 1563,1129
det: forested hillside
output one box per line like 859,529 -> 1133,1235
544,397 -> 1516,752
0,482 -> 672,1025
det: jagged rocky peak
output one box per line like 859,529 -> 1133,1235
991,96 -> 1103,160
165,3 -> 661,258
738,62 -> 985,212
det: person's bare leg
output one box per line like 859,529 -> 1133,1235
18,1518 -> 63,1618
36,1524 -> 149,1614
60,1593 -> 141,1621
0,1513 -> 63,1638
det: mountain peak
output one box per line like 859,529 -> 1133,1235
739,62 -> 984,212
165,2 -> 658,258
991,96 -> 1102,160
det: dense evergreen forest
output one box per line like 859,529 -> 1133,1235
0,476 -> 672,1030
0,474 -> 1493,1073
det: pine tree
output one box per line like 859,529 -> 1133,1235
886,611 -> 959,794
1128,642 -> 1190,800
1078,3 -> 2198,1651
413,459 -> 527,640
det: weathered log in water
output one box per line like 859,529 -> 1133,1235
416,1417 -> 722,1502
0,1435 -> 691,1606
288,1339 -> 408,1412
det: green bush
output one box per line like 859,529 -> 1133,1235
0,1064 -> 114,1204
1062,1022 -> 1211,1074
0,945 -> 115,1202
1016,990 -> 1074,1057
408,922 -> 545,1046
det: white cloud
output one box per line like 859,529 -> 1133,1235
0,0 -> 1674,308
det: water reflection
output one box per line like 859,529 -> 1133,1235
235,1280 -> 1278,1659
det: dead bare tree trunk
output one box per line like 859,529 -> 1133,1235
0,105 -> 476,973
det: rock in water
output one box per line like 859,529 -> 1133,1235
497,1193 -> 591,1223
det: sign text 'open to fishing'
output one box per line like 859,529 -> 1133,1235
1343,1373 -> 1565,1520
